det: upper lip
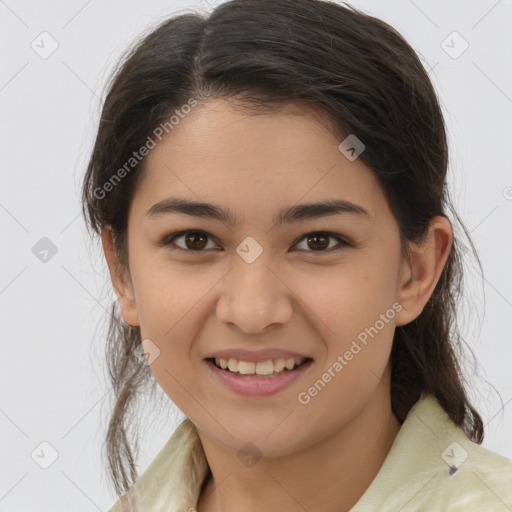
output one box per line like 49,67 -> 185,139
205,349 -> 312,363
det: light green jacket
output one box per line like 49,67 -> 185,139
109,393 -> 512,511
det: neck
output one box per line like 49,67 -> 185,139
196,381 -> 401,512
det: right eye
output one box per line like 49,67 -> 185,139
161,230 -> 220,253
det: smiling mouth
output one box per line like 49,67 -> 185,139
207,357 -> 313,378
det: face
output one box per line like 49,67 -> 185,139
108,98 -> 421,457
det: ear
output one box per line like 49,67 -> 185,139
101,225 -> 140,327
395,216 -> 453,327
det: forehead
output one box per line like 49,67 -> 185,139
130,99 -> 389,225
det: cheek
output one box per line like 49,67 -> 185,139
140,307 -> 202,414
131,259 -> 216,406
133,256 -> 208,334
293,258 -> 398,389
294,259 -> 399,338
294,273 -> 397,432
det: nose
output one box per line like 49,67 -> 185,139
215,254 -> 294,333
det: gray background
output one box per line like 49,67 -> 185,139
1,0 -> 511,509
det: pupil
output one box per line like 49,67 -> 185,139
186,232 -> 207,250
308,233 -> 328,250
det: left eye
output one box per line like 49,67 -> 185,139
160,230 -> 352,254
293,232 -> 351,252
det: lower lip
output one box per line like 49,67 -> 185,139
205,359 -> 313,397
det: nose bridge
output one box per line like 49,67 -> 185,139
216,238 -> 293,331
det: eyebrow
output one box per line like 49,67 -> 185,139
145,197 -> 372,226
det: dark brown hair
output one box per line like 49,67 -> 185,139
81,0 -> 486,497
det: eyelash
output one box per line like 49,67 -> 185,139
160,230 -> 352,254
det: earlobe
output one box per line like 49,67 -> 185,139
101,225 -> 140,327
395,216 -> 453,327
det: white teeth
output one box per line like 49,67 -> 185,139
255,360 -> 274,375
285,358 -> 296,370
214,356 -> 307,375
273,358 -> 286,372
238,361 -> 255,374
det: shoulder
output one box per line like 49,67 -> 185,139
106,418 -> 209,512
411,434 -> 512,511
444,439 -> 512,509
351,393 -> 512,511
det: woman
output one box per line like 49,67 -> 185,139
81,0 -> 512,510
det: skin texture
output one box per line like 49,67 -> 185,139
102,99 -> 453,512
